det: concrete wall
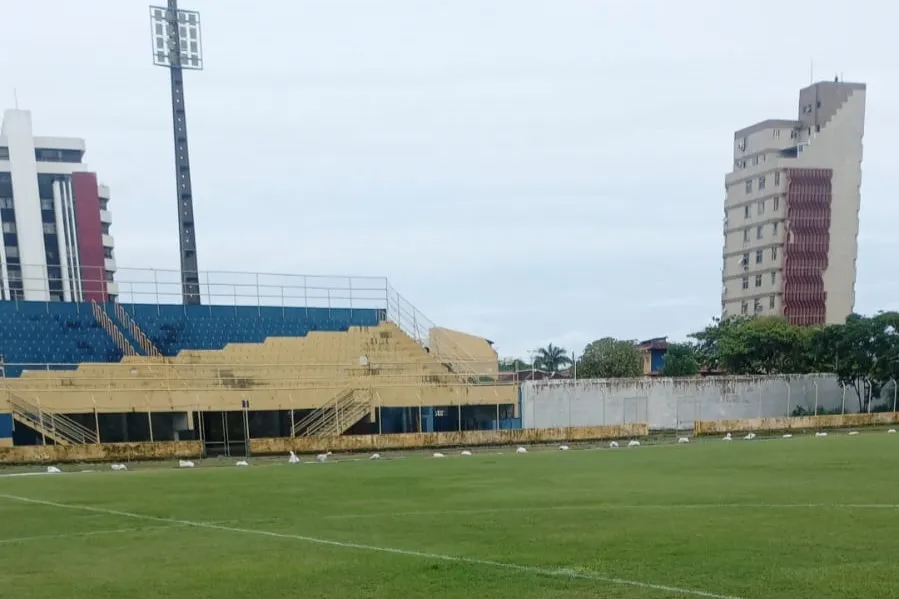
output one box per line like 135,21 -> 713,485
250,423 -> 648,455
695,412 -> 899,435
429,327 -> 499,376
0,440 -> 202,464
521,375 -> 857,430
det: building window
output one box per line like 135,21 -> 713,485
758,176 -> 766,190
752,156 -> 759,166
42,222 -> 57,234
4,245 -> 17,259
745,180 -> 752,194
34,148 -> 83,163
769,294 -> 776,309
742,277 -> 749,290
7,266 -> 21,281
104,247 -> 114,259
756,250 -> 763,264
754,299 -> 762,313
742,253 -> 749,267
102,223 -> 111,235
774,171 -> 781,186
1,222 -> 15,234
743,229 -> 750,242
37,174 -> 55,200
755,274 -> 762,287
772,222 -> 779,235
40,198 -> 54,211
771,247 -> 778,260
0,197 -> 12,209
757,225 -> 763,240
105,270 -> 115,282
773,129 -> 781,138
744,205 -> 751,219
757,200 -> 765,215
99,198 -> 109,211
773,196 -> 780,210
741,301 -> 748,315
770,272 -> 776,285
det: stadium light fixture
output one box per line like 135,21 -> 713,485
149,1 -> 203,305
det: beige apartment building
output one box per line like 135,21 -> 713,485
721,80 -> 865,325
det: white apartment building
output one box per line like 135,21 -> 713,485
721,80 -> 865,326
0,109 -> 117,302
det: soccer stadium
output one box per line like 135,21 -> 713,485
3,3 -> 899,598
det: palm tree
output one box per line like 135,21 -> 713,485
533,343 -> 572,372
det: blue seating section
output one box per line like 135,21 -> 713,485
0,302 -> 122,377
0,301 -> 385,376
126,304 -> 383,355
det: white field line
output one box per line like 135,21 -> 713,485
0,493 -> 746,599
322,502 -> 899,520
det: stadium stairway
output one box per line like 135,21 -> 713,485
90,301 -> 137,358
292,387 -> 372,437
6,390 -> 98,445
112,303 -> 162,357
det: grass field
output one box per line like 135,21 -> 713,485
1,434 -> 897,599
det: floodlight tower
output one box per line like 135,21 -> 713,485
150,1 -> 203,305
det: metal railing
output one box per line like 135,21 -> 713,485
1,265 -> 497,392
90,301 -> 137,357
292,387 -> 370,437
115,303 -> 162,357
7,391 -> 99,444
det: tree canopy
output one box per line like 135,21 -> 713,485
577,337 -> 642,379
688,312 -> 899,411
660,342 -> 699,377
533,343 -> 571,372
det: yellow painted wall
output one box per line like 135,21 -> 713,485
251,423 -> 648,454
0,441 -> 203,464
429,327 -> 499,376
694,412 -> 899,435
0,322 -> 516,413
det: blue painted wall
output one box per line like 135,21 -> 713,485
650,349 -> 666,374
0,413 -> 12,439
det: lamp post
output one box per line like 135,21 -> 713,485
150,2 -> 203,305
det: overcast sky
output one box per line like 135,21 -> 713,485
1,0 -> 896,358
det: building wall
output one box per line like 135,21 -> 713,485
794,85 -> 865,323
521,375 -> 859,430
1,110 -> 48,300
721,82 -> 865,323
71,172 -> 107,301
0,109 -> 113,302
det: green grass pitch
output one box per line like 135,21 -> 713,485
1,434 -> 897,598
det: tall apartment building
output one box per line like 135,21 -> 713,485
0,109 -> 117,302
721,80 -> 865,326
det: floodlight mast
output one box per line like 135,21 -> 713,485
150,0 -> 202,305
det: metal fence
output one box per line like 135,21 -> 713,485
0,263 -> 483,363
521,375 -> 899,432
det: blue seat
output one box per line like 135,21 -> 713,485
0,301 -> 384,376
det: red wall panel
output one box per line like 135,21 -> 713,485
71,172 -> 107,301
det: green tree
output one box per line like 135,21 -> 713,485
499,358 -> 532,373
577,337 -> 642,378
690,316 -> 814,375
660,343 -> 700,377
533,343 -> 571,372
815,313 -> 899,412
